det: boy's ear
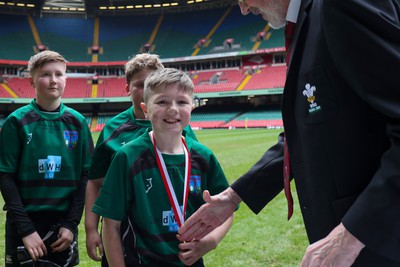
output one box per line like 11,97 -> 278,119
140,102 -> 147,115
125,84 -> 130,95
28,77 -> 34,87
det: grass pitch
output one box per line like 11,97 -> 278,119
0,128 -> 308,266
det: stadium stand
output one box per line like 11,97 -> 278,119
34,17 -> 93,62
98,77 -> 127,97
3,77 -> 95,98
0,5 -> 287,130
190,104 -> 246,129
153,9 -> 228,58
98,15 -> 158,61
190,104 -> 282,129
193,68 -> 246,93
83,114 -> 93,128
242,65 -> 286,90
4,77 -> 34,98
0,14 -> 35,61
1,66 -> 286,98
0,84 -> 13,98
0,7 -> 284,62
197,6 -> 283,55
225,105 -> 283,128
62,78 -> 91,98
95,114 -> 117,131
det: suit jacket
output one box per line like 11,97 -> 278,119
231,0 -> 400,265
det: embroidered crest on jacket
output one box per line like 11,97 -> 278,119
303,83 -> 321,113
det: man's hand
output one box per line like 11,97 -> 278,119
177,188 -> 239,242
22,231 -> 47,261
86,229 -> 104,261
301,223 -> 365,267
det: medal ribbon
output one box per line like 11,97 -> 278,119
151,132 -> 191,228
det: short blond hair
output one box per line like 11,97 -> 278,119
27,50 -> 67,77
125,53 -> 164,84
143,68 -> 194,103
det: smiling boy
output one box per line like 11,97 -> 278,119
93,68 -> 233,267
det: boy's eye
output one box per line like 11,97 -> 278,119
132,82 -> 143,89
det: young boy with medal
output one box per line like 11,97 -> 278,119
85,53 -> 198,266
93,68 -> 233,267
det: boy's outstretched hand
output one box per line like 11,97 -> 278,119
177,188 -> 238,242
178,238 -> 215,266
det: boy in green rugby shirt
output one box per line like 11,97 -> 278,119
85,54 -> 198,266
0,50 -> 93,266
93,68 -> 233,267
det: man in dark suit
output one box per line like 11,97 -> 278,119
178,0 -> 400,266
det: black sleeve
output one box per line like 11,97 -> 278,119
61,171 -> 88,232
0,172 -> 36,237
321,0 -> 400,261
231,132 -> 285,214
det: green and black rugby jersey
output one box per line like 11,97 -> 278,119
89,106 -> 198,180
0,100 -> 93,213
93,129 -> 228,266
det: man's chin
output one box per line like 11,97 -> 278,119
268,21 -> 286,30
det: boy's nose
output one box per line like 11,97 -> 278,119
168,103 -> 179,113
50,74 -> 57,82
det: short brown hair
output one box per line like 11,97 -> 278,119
27,50 -> 67,77
125,53 -> 164,84
143,68 -> 194,103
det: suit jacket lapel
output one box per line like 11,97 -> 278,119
287,0 -> 312,72
283,0 -> 313,128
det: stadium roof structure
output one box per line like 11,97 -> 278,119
0,0 -> 237,16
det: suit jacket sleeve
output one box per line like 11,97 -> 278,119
231,132 -> 285,214
322,0 -> 400,260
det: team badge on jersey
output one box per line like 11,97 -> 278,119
190,175 -> 201,196
303,83 -> 321,113
64,131 -> 79,150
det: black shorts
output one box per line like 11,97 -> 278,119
5,211 -> 79,267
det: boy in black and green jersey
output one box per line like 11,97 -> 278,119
85,53 -> 198,266
85,53 -> 197,267
93,68 -> 233,267
0,50 -> 93,266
